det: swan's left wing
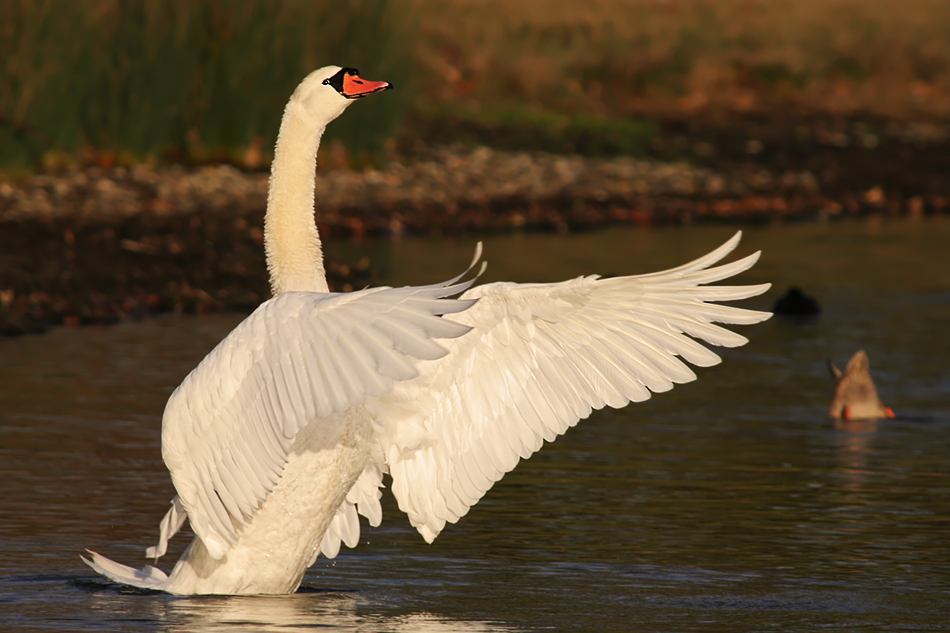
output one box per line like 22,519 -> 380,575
160,277 -> 477,560
376,232 -> 771,542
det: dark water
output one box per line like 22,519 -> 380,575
1,218 -> 947,632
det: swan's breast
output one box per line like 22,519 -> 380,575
166,407 -> 375,595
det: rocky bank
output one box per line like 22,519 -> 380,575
2,117 -> 947,336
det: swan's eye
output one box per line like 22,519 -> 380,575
322,79 -> 330,85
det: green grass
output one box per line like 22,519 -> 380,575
0,0 -> 415,169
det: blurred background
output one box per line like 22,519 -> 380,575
1,0 -> 947,166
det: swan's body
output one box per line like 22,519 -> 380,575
84,66 -> 771,595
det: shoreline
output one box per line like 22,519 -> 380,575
2,117 -> 947,337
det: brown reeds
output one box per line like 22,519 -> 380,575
413,0 -> 949,119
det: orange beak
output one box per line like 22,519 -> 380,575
342,72 -> 393,99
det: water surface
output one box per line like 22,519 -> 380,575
1,218 -> 947,632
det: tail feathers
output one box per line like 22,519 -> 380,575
81,550 -> 168,591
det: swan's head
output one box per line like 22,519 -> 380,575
289,65 -> 393,124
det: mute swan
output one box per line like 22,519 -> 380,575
828,350 -> 895,420
83,65 -> 771,595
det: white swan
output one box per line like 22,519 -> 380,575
83,65 -> 771,595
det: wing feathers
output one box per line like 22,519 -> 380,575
161,233 -> 767,562
161,271 -> 481,560
379,232 -> 770,543
372,315 -> 452,360
633,231 -> 742,279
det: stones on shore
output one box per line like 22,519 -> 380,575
1,141 -> 946,336
2,145 -> 944,234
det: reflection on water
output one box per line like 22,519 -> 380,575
70,582 -> 518,632
832,418 -> 878,492
156,593 -> 516,633
1,217 -> 948,632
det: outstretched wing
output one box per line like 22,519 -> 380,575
161,276 -> 478,560
376,231 -> 770,542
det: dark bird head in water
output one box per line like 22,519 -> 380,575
773,286 -> 821,317
828,350 -> 895,420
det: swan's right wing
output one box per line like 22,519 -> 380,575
376,232 -> 771,543
161,279 -> 477,560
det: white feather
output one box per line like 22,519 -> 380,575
82,61 -> 771,597
375,233 -> 771,543
160,282 -> 478,559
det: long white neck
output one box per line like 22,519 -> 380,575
264,100 -> 330,295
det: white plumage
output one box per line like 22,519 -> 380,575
163,279 -> 478,560
83,65 -> 770,595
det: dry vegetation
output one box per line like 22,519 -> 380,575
412,0 -> 949,119
1,0 -> 946,169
